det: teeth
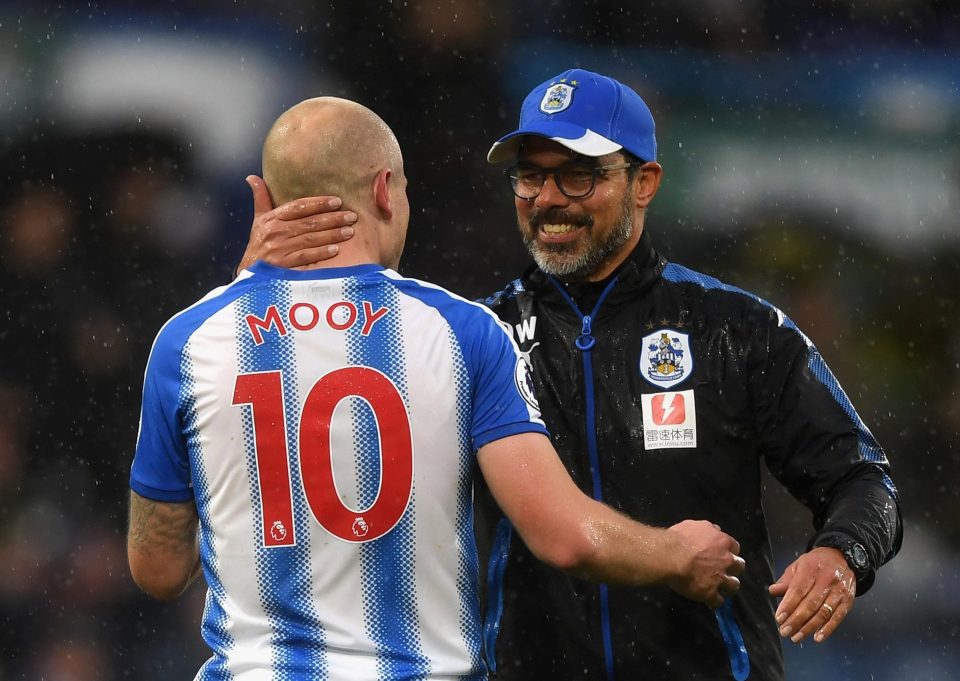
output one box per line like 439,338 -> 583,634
541,224 -> 579,234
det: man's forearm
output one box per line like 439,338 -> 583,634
127,491 -> 201,600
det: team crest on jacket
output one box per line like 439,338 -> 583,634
641,329 -> 692,388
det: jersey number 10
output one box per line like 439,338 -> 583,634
233,367 -> 413,548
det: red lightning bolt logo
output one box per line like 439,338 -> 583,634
652,393 -> 686,425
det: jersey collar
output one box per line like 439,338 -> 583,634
246,260 -> 385,281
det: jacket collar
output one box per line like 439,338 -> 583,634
524,229 -> 666,314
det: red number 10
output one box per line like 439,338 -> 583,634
232,367 -> 413,547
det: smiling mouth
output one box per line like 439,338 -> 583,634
540,223 -> 584,235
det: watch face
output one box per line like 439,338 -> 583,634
850,543 -> 869,569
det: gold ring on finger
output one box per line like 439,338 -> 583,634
820,603 -> 834,616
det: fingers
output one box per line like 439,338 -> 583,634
239,176 -> 357,272
245,174 -> 345,224
708,573 -> 742,610
259,231 -> 355,269
246,175 -> 274,218
712,554 -> 745,609
665,520 -> 747,609
770,549 -> 856,644
776,580 -> 826,642
283,212 -> 358,239
704,539 -> 745,608
289,245 -> 351,269
249,212 -> 357,270
767,579 -> 788,597
274,195 -> 345,221
719,574 -> 741,598
811,595 -> 850,643
277,225 -> 356,263
771,563 -> 804,621
781,590 -> 852,644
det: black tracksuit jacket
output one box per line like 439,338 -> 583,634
476,231 -> 902,680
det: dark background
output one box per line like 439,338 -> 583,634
1,1 -> 958,679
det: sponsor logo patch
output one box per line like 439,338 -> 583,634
640,329 -> 692,388
640,389 -> 697,449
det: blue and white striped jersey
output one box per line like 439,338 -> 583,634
130,261 -> 547,681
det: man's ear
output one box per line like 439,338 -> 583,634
635,162 -> 663,209
373,168 -> 394,219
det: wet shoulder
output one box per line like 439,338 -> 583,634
661,262 -> 784,328
379,270 -> 509,332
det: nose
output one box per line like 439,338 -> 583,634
534,173 -> 570,210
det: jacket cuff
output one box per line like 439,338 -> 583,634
808,530 -> 876,595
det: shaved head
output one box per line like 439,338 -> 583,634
262,97 -> 404,207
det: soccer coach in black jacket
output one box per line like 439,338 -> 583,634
235,69 -> 902,680
475,69 -> 902,680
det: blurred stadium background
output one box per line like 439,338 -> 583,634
1,1 -> 957,679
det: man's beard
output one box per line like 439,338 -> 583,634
519,189 -> 634,282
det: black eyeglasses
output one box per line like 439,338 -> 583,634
505,162 -> 641,199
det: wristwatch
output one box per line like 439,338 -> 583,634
815,535 -> 871,581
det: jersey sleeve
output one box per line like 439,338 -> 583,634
129,328 -> 194,502
465,312 -> 548,450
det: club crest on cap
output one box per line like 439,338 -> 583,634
540,81 -> 577,114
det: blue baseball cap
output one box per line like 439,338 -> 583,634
487,69 -> 657,164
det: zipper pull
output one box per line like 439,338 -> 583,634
576,315 -> 596,351
716,600 -> 750,681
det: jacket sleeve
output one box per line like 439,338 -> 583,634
752,306 -> 902,594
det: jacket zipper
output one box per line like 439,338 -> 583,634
548,275 -> 620,681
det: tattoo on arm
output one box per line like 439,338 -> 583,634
128,492 -> 199,555
127,492 -> 202,598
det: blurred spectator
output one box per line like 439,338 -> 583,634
0,127 -> 218,678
